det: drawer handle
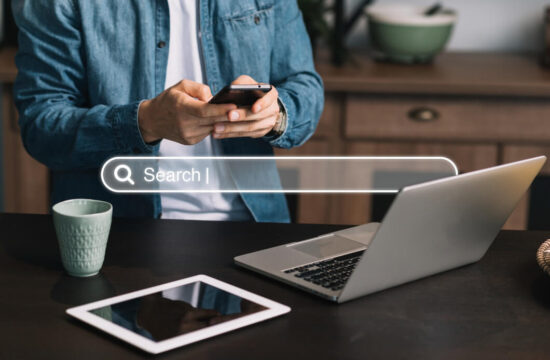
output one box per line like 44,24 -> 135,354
408,107 -> 439,122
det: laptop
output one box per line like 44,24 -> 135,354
235,156 -> 546,303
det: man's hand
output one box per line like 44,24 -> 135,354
212,75 -> 280,139
138,80 -> 237,145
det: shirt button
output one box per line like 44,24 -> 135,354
157,41 -> 166,48
254,15 -> 261,24
133,147 -> 141,153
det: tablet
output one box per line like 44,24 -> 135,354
66,275 -> 290,354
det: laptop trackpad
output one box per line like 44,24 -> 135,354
289,235 -> 365,259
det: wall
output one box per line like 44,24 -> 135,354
346,0 -> 548,52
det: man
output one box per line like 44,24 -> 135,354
12,0 -> 323,222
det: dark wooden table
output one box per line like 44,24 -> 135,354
2,213 -> 550,359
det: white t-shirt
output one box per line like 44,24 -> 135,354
159,0 -> 251,221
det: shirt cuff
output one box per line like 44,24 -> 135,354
263,97 -> 290,146
108,101 -> 159,154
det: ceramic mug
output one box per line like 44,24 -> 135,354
52,199 -> 113,277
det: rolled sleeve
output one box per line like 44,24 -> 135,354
13,0 -> 158,171
266,0 -> 324,149
264,94 -> 292,147
110,101 -> 158,154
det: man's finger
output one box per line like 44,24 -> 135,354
212,117 -> 276,138
173,79 -> 213,101
215,117 -> 275,134
227,101 -> 279,122
183,96 -> 237,118
180,127 -> 213,145
188,125 -> 214,138
212,129 -> 270,139
251,87 -> 278,114
184,134 -> 210,145
195,115 -> 232,125
173,125 -> 213,144
231,74 -> 256,85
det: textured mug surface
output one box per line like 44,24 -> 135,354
52,199 -> 113,277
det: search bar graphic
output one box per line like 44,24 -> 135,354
101,156 -> 458,193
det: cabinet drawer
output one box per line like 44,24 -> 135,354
346,95 -> 550,142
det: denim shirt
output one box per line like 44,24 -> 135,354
12,0 -> 324,222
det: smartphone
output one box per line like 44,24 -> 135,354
209,84 -> 272,107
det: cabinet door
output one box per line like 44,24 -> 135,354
2,85 -> 49,213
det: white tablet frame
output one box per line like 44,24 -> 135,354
66,274 -> 291,354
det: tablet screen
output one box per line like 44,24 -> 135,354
88,281 -> 267,342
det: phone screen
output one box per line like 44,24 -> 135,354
209,85 -> 271,106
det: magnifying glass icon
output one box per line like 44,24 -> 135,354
113,164 -> 135,185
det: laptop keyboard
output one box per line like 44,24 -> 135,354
283,250 -> 365,291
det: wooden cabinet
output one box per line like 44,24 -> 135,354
277,52 -> 550,229
278,133 -> 500,225
338,142 -> 498,225
346,142 -> 498,172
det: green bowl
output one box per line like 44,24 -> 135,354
366,5 -> 456,64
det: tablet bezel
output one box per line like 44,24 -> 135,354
66,274 -> 291,354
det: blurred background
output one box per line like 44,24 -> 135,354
2,0 -> 550,229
